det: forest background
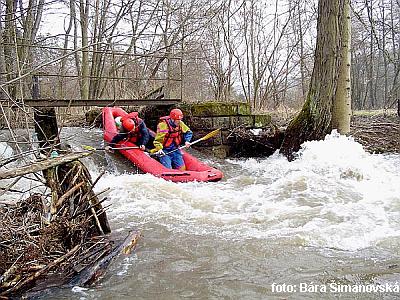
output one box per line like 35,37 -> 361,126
0,0 -> 398,114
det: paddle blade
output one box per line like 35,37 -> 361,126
200,128 -> 221,141
82,145 -> 96,151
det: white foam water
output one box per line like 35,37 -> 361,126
94,131 -> 400,252
0,142 -> 14,159
0,141 -> 47,202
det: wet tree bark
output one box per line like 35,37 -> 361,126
331,0 -> 351,134
280,0 -> 349,160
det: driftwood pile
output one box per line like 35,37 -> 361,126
0,152 -> 140,298
228,113 -> 400,157
227,125 -> 285,157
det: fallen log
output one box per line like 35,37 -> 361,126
69,231 -> 141,286
0,152 -> 93,180
0,184 -> 137,297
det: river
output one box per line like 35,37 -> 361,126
3,127 -> 400,299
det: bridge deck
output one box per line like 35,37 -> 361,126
6,98 -> 181,107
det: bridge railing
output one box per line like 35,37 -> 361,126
0,44 -> 182,108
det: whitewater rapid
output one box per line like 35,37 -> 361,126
3,129 -> 400,299
88,131 -> 400,252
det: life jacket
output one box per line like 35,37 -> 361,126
121,112 -> 142,143
159,116 -> 182,147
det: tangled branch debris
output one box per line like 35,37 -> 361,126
226,125 -> 285,157
0,154 -> 140,298
227,113 -> 400,157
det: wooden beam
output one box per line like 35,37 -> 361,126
3,98 -> 181,107
0,152 -> 93,180
69,231 -> 141,286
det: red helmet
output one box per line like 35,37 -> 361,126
122,118 -> 135,131
170,108 -> 183,120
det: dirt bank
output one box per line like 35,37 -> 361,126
271,110 -> 400,154
350,112 -> 400,154
82,108 -> 400,155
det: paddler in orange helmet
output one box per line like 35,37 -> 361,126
106,112 -> 150,152
153,108 -> 193,170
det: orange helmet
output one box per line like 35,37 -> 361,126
170,108 -> 183,120
122,118 -> 135,131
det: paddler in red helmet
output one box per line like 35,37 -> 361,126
153,108 -> 193,170
106,112 -> 150,151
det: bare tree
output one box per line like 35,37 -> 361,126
280,0 -> 351,160
351,0 -> 400,110
78,0 -> 89,100
3,0 -> 18,98
202,0 -> 238,102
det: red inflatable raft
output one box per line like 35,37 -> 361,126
102,107 -> 223,182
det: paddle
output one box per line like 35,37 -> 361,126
153,128 -> 221,156
82,145 -> 140,151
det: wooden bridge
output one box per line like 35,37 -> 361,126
20,98 -> 180,107
3,77 -> 181,108
1,46 -> 183,108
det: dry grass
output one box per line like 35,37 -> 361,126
353,109 -> 398,117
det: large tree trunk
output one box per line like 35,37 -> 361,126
331,0 -> 351,134
280,0 -> 347,160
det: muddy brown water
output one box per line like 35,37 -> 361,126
2,127 -> 400,299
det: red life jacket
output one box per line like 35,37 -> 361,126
160,116 -> 182,147
121,112 -> 142,143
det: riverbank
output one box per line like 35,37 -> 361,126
80,107 -> 400,155
350,110 -> 400,154
268,109 -> 400,154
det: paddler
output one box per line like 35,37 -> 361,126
106,112 -> 150,152
152,108 -> 193,170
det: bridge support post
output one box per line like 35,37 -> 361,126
31,75 -> 111,235
32,75 -> 60,154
